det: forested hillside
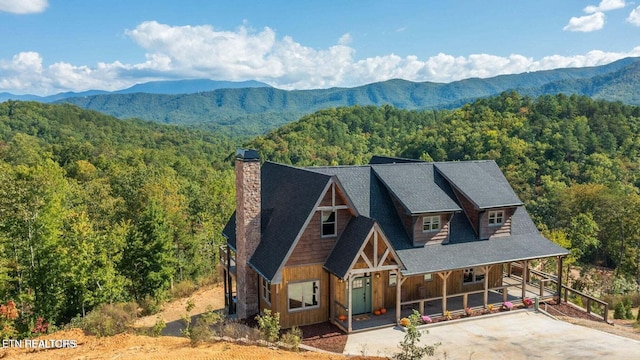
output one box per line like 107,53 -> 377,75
249,93 -> 640,285
0,101 -> 239,333
2,92 -> 640,336
57,57 -> 640,136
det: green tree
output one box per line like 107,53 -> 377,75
120,201 -> 176,301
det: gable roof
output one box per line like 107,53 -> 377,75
434,161 -> 523,209
372,163 -> 461,214
324,216 -> 376,278
224,157 -> 568,281
246,162 -> 332,282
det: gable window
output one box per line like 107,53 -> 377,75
488,210 -> 504,226
422,215 -> 441,232
321,210 -> 337,237
288,280 -> 319,311
463,267 -> 486,284
261,277 -> 271,305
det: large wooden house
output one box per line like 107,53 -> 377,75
222,150 -> 568,332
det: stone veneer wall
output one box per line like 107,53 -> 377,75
235,157 -> 261,319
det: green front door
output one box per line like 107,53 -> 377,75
350,276 -> 372,315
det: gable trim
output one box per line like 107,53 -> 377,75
336,222 -> 404,280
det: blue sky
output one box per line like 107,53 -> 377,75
1,0 -> 639,95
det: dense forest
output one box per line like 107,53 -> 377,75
2,92 -> 640,336
249,92 -> 640,284
0,101 -> 238,335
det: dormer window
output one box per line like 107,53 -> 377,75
488,210 -> 504,226
422,215 -> 441,232
321,210 -> 337,237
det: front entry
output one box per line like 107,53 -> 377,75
350,275 -> 372,315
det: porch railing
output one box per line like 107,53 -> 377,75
528,268 -> 609,323
399,283 -> 522,316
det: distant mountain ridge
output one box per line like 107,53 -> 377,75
3,57 -> 639,135
0,79 -> 270,103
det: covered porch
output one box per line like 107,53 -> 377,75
332,258 -> 563,333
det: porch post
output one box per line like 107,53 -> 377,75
226,245 -> 234,314
396,271 -> 404,324
557,256 -> 563,305
483,265 -> 491,307
521,260 -> 528,300
438,271 -> 451,315
347,274 -> 353,332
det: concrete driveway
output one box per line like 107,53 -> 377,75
344,310 -> 640,359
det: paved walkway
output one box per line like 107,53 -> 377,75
344,310 -> 640,359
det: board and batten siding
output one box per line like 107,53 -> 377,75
385,266 -> 503,306
479,207 -> 513,239
413,213 -> 452,245
286,208 -> 353,266
277,264 -> 329,329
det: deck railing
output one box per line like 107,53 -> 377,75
528,268 -> 609,323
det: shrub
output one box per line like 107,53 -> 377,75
256,309 -> 280,342
501,302 -> 514,311
139,295 -> 164,316
281,326 -> 302,351
169,280 -> 198,299
82,302 -> 138,337
523,298 -> 534,308
464,307 -> 473,317
151,317 -> 166,337
614,302 -> 626,319
421,315 -> 432,324
444,310 -> 452,320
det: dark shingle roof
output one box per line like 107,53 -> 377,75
250,162 -> 332,282
309,166 -> 372,216
372,163 -> 462,214
324,216 -> 376,278
434,161 -> 523,209
395,207 -> 568,275
224,158 -> 568,282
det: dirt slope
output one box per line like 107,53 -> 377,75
1,285 -> 367,360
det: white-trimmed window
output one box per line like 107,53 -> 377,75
488,210 -> 504,226
321,210 -> 337,237
423,273 -> 433,282
261,277 -> 271,305
422,215 -> 441,232
288,280 -> 319,311
463,267 -> 486,284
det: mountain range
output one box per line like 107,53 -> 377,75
2,57 -> 639,136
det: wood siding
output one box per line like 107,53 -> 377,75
389,266 -> 503,305
413,213 -> 452,245
286,180 -> 355,267
277,264 -> 330,329
286,209 -> 352,266
480,207 -> 513,239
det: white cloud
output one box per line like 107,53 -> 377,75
584,0 -> 625,14
0,0 -> 48,14
628,6 -> 640,25
1,22 -> 640,95
338,33 -> 352,46
563,12 -> 606,32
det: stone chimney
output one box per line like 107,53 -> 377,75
235,149 -> 261,319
